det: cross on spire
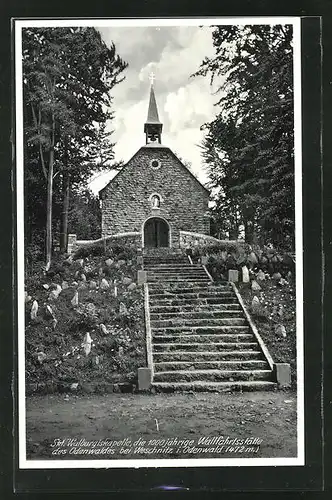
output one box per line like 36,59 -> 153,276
149,71 -> 156,85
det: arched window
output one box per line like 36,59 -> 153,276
151,194 -> 161,208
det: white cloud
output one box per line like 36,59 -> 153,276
167,127 -> 209,185
111,99 -> 148,161
164,78 -> 214,134
98,27 -> 158,61
90,25 -> 217,194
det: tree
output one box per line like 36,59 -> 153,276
67,188 -> 102,240
195,24 -> 294,247
23,27 -> 127,267
56,121 -> 118,252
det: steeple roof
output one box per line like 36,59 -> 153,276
145,85 -> 161,124
144,84 -> 163,144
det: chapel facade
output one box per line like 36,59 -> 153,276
99,83 -> 210,248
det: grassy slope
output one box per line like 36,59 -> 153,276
25,246 -> 296,392
25,249 -> 145,393
205,255 -> 297,386
237,278 -> 297,385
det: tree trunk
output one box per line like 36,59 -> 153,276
244,220 -> 254,244
60,136 -> 70,253
45,115 -> 55,271
45,160 -> 53,270
60,171 -> 70,253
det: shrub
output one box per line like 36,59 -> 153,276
25,242 -> 44,268
74,242 -> 105,259
250,303 -> 269,322
74,241 -> 138,261
205,245 -> 295,282
191,241 -> 248,259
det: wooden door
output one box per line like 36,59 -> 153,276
144,218 -> 169,247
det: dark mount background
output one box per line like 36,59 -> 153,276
0,1 -> 329,498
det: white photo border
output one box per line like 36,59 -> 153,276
15,16 -> 304,469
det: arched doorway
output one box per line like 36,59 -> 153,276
143,217 -> 170,248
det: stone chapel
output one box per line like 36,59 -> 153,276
99,82 -> 210,248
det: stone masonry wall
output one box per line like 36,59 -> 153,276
100,146 -> 210,248
180,231 -> 228,248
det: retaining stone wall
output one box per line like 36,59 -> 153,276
67,232 -> 141,254
180,231 -> 239,249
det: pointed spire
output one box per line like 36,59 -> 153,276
146,85 -> 161,124
144,78 -> 163,144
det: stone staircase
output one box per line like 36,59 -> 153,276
144,251 -> 276,392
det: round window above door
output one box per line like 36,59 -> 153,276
150,159 -> 161,170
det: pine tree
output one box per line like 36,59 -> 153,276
195,24 -> 294,246
23,27 -> 127,267
67,188 -> 102,240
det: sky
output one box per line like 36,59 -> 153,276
89,25 -> 218,194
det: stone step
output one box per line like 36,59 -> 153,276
151,325 -> 250,334
149,283 -> 212,289
144,258 -> 275,392
152,341 -> 259,352
150,317 -> 247,328
149,281 -> 227,293
144,262 -> 189,267
148,282 -> 229,287
143,246 -> 183,250
143,249 -> 184,253
147,269 -> 206,272
148,272 -> 208,277
154,359 -> 269,371
149,280 -> 210,286
152,350 -> 264,362
151,381 -> 277,393
143,257 -> 190,267
148,288 -> 229,296
150,310 -> 244,319
143,248 -> 183,252
153,369 -> 273,383
148,283 -> 230,290
144,256 -> 184,260
143,256 -> 190,267
148,279 -> 210,284
152,333 -> 254,343
150,303 -> 242,313
147,271 -> 211,281
148,275 -> 209,281
150,287 -> 234,294
145,265 -> 202,270
144,263 -> 189,268
149,297 -> 239,306
149,291 -> 236,299
148,269 -> 208,274
149,290 -> 228,298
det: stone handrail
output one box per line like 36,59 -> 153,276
67,232 -> 141,253
179,230 -> 241,248
143,283 -> 154,377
